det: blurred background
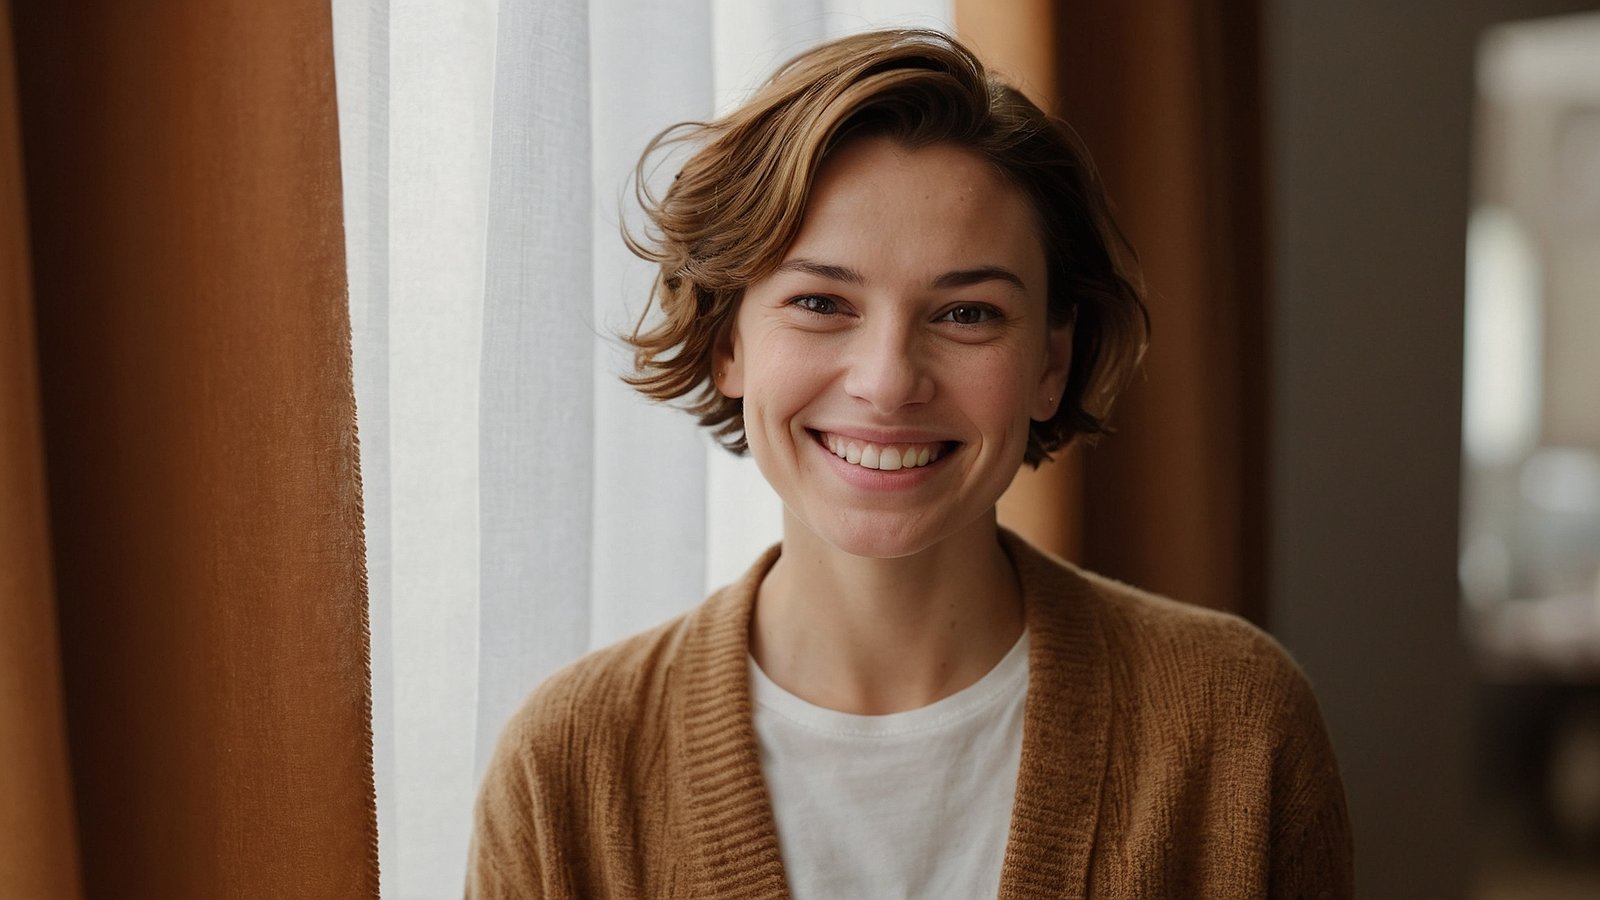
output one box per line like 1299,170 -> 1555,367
3,1 -> 1599,898
1462,9 -> 1600,899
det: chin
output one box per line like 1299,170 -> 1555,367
828,534 -> 928,561
806,511 -> 966,560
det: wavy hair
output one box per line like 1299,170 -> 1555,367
622,29 -> 1148,465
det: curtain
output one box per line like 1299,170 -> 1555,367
0,4 -> 80,896
1,2 -> 377,897
1056,0 -> 1268,619
335,2 -> 958,896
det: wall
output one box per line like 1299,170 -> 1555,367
1265,1 -> 1597,897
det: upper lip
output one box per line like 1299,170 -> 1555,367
806,426 -> 959,445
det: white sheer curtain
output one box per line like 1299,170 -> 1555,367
332,1 -> 951,896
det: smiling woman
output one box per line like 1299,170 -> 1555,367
722,138 -> 1060,566
465,29 -> 1352,899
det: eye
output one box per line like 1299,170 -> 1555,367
789,294 -> 841,316
937,303 -> 1001,325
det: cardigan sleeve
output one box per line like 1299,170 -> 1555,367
464,694 -> 582,900
464,711 -> 548,900
1267,671 -> 1355,900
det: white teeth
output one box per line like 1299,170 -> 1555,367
819,432 -> 945,471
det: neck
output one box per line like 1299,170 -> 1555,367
750,510 -> 1024,715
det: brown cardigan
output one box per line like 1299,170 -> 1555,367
466,530 -> 1353,898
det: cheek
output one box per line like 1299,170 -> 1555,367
946,345 -> 1036,417
742,333 -> 821,426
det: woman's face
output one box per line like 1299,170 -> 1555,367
716,136 -> 1071,559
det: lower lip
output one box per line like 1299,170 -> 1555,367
808,431 -> 953,492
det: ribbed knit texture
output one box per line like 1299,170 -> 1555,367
466,530 -> 1353,899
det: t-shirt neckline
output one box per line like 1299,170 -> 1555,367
748,629 -> 1029,738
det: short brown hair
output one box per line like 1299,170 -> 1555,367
623,29 -> 1148,466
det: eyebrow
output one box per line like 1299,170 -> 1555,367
774,258 -> 866,285
931,266 -> 1026,292
775,258 -> 1027,292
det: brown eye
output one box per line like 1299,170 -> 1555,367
940,304 -> 999,325
791,295 -> 839,315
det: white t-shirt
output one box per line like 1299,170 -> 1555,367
749,632 -> 1028,899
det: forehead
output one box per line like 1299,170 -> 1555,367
784,137 -> 1047,283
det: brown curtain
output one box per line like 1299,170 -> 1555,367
0,2 -> 377,898
0,4 -> 81,897
959,0 -> 1268,621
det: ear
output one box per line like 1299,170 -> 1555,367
713,322 -> 745,399
1030,321 -> 1073,421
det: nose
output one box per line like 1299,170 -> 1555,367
842,319 -> 935,413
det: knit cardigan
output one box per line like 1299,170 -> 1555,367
466,530 -> 1353,899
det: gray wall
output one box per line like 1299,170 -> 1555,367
1266,2 -> 1597,897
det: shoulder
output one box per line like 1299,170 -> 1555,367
466,603 -> 710,897
481,567 -> 756,781
467,608 -> 698,883
1082,567 -> 1310,705
490,610 -> 695,774
1005,529 -> 1323,733
1051,553 -> 1344,806
1004,531 -> 1352,887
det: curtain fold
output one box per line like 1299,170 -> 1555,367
1055,0 -> 1267,619
0,2 -> 83,896
586,0 -> 715,650
331,0 -> 398,883
476,0 -> 597,774
4,2 -> 378,896
339,2 -> 720,893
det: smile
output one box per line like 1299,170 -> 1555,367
812,430 -> 951,471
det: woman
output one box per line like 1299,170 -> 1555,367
467,29 -> 1352,899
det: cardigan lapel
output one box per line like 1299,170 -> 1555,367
667,532 -> 1109,898
671,545 -> 793,900
996,530 -> 1112,899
